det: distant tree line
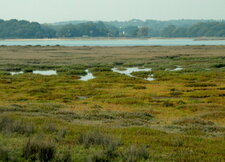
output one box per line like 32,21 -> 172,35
0,19 -> 225,38
161,22 -> 225,37
56,21 -> 119,37
0,19 -> 55,38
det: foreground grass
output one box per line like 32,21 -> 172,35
0,46 -> 225,161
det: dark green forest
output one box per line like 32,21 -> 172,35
0,19 -> 225,38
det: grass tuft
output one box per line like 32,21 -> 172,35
123,145 -> 149,162
23,137 -> 55,162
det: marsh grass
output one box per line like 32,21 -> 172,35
55,150 -> 72,162
56,65 -> 87,76
77,130 -> 120,149
173,117 -> 215,126
23,68 -> 33,73
23,137 -> 55,162
90,66 -> 112,72
87,150 -> 108,162
0,146 -> 9,161
123,145 -> 149,162
213,63 -> 225,68
65,70 -> 87,75
0,46 -> 225,161
0,71 -> 10,75
0,116 -> 35,135
78,130 -> 122,161
131,71 -> 152,78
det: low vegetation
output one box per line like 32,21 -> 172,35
0,45 -> 225,161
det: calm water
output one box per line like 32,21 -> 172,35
167,66 -> 183,72
10,70 -> 57,75
33,70 -> 57,75
112,67 -> 152,77
10,71 -> 24,75
112,67 -> 154,81
79,70 -> 96,81
10,68 -> 155,81
170,67 -> 183,71
1,39 -> 225,46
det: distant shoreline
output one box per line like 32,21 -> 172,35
0,37 -> 188,41
0,37 -> 225,41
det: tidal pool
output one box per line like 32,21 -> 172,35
33,70 -> 57,75
112,67 -> 152,76
166,66 -> 183,71
10,71 -> 24,75
171,67 -> 183,71
112,67 -> 154,81
79,70 -> 95,81
145,74 -> 155,81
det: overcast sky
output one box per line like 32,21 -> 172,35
0,0 -> 225,23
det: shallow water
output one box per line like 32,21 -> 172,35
112,67 -> 152,77
10,71 -> 24,75
1,38 -> 225,46
79,70 -> 95,81
10,70 -> 57,75
170,66 -> 183,71
112,67 -> 154,81
33,70 -> 57,75
145,74 -> 155,81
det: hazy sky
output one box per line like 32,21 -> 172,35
0,0 -> 225,23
